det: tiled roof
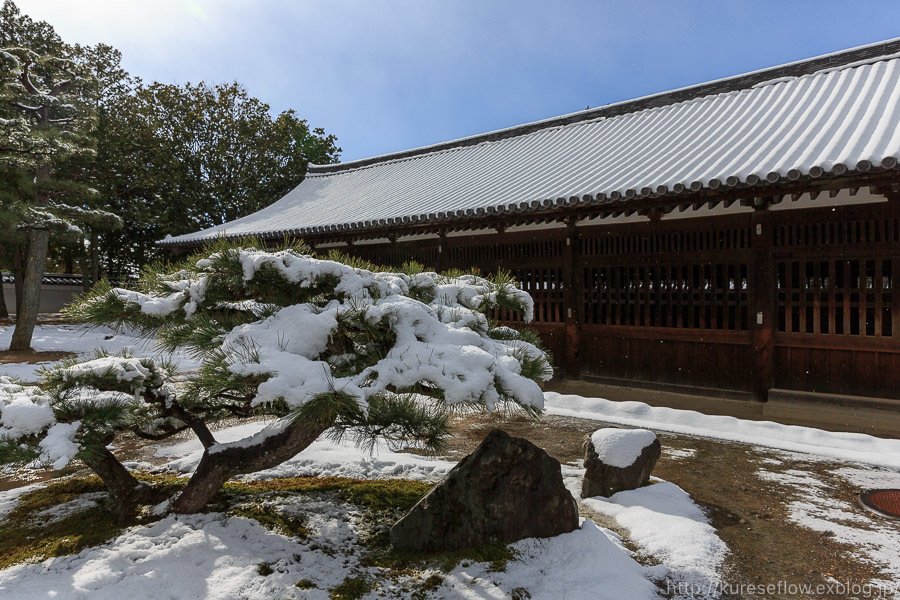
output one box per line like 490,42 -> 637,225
161,38 -> 900,247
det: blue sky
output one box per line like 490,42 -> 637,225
15,0 -> 900,163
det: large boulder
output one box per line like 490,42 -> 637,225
390,429 -> 579,552
582,428 -> 661,498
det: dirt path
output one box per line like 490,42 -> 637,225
443,412 -> 900,600
0,350 -> 76,364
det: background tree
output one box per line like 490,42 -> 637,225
0,242 -> 551,519
1,0 -> 340,334
0,166 -> 119,316
50,42 -> 132,288
1,0 -> 62,322
96,82 -> 341,279
0,1 -> 97,349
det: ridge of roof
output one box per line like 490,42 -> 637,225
307,37 -> 900,176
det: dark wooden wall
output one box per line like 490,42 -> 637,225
340,199 -> 899,401
771,202 -> 899,398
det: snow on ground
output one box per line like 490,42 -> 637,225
0,498 -> 658,600
154,420 -> 457,482
585,481 -> 727,594
31,492 -> 107,525
663,447 -> 698,460
0,324 -> 202,382
759,465 -> 900,595
432,519 -> 657,600
0,483 -> 42,520
0,417 -> 710,599
563,462 -> 726,598
546,392 -> 900,469
0,512 -> 357,600
14,373 -> 893,599
832,465 -> 900,490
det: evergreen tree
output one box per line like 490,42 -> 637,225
0,242 -> 552,519
1,0 -> 340,301
96,82 -> 340,277
49,42 -> 133,286
0,0 -> 98,349
0,166 -> 118,313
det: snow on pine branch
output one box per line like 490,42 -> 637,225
1,376 -> 79,469
46,354 -> 174,400
1,353 -> 177,470
0,376 -> 55,438
75,246 -> 550,414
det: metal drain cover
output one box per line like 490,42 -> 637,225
859,489 -> 900,519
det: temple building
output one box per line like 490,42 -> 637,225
161,38 -> 900,404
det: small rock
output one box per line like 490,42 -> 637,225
390,429 -> 579,552
582,428 -> 661,498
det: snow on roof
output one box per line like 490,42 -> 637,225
161,38 -> 900,247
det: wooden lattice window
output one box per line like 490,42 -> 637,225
582,262 -> 749,330
495,267 -> 564,323
776,258 -> 893,336
774,214 -> 900,248
579,227 -> 752,256
447,239 -> 565,264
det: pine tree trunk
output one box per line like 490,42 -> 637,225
80,245 -> 90,292
9,164 -> 51,351
0,278 -> 8,319
81,446 -> 147,523
9,228 -> 50,351
172,416 -> 333,514
90,230 -> 99,286
12,250 -> 25,319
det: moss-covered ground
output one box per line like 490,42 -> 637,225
0,472 -> 511,586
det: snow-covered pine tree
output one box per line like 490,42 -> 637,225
1,27 -> 99,349
0,240 -> 553,518
0,168 -> 122,315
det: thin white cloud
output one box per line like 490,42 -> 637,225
12,0 -> 900,161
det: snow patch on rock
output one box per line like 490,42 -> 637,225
590,428 -> 658,468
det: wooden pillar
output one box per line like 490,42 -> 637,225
750,199 -> 776,402
437,229 -> 448,272
875,185 -> 900,338
890,192 -> 900,339
563,218 -> 581,378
